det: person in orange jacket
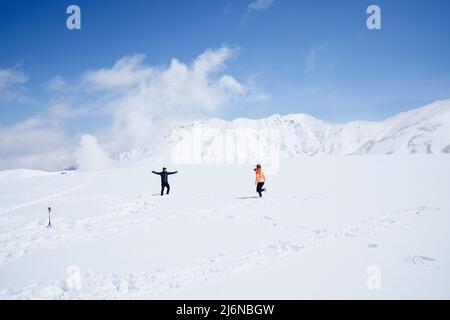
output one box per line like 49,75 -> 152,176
254,164 -> 266,197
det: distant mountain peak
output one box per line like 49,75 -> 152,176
117,99 -> 450,163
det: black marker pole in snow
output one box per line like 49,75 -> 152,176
47,207 -> 52,228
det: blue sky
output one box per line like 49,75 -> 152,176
1,0 -> 450,123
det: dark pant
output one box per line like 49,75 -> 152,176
161,182 -> 170,195
256,182 -> 265,197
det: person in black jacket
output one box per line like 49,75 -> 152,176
152,167 -> 178,196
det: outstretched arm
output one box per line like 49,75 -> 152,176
152,171 -> 161,175
167,171 -> 178,175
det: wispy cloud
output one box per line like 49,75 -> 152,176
83,54 -> 153,90
248,0 -> 274,12
0,68 -> 28,88
305,46 -> 323,73
0,116 -> 72,171
46,75 -> 69,92
239,0 -> 274,26
0,68 -> 30,103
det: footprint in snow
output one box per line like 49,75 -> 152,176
405,255 -> 436,264
404,255 -> 439,272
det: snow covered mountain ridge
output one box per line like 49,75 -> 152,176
118,99 -> 450,163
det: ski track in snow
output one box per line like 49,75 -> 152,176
0,173 -> 99,215
0,201 -> 440,299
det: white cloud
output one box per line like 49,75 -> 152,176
0,117 -> 72,171
0,102 -> 91,171
74,134 -> 113,171
247,92 -> 270,102
46,76 -> 68,91
83,54 -> 153,90
90,46 -> 252,153
47,103 -> 89,120
0,69 -> 28,88
248,0 -> 274,12
0,68 -> 29,103
192,47 -> 233,79
220,75 -> 246,95
0,46 -> 268,170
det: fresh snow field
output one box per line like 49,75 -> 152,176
0,156 -> 449,299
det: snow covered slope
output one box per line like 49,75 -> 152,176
119,99 -> 450,162
0,156 -> 449,299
